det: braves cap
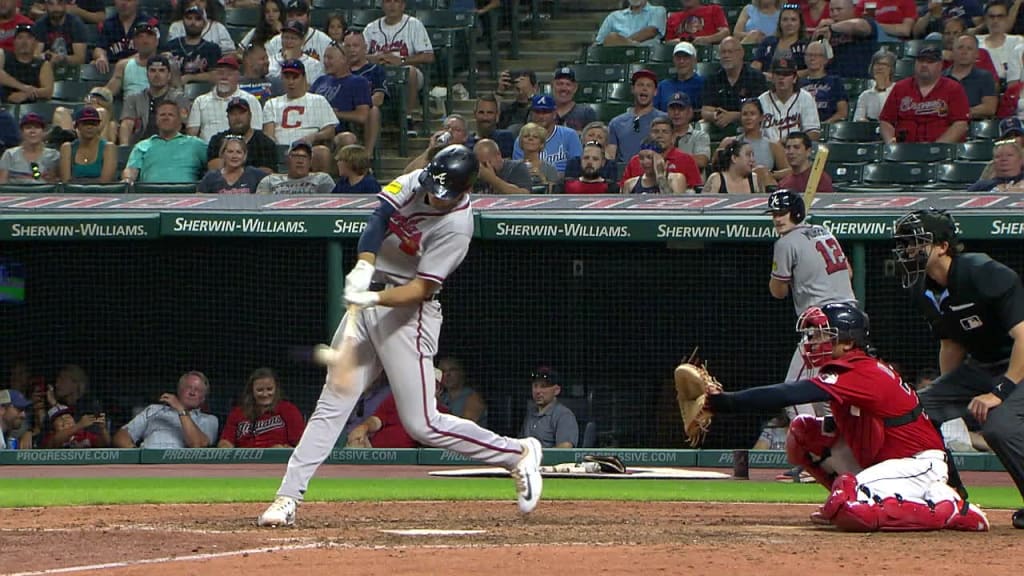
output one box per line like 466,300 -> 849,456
553,66 -> 576,81
286,0 -> 309,12
226,96 -> 251,112
282,19 -> 307,37
915,46 -> 942,61
0,389 -> 31,410
630,68 -> 658,85
667,92 -> 692,108
673,41 -> 697,57
184,5 -> 206,18
280,58 -> 306,75
1000,117 -> 1024,137
19,112 -> 46,128
74,106 -> 102,125
530,94 -> 555,112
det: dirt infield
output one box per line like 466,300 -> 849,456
2,465 -> 1020,576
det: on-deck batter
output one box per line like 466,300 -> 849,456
257,145 -> 543,527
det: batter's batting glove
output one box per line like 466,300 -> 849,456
345,260 -> 376,294
344,289 -> 380,310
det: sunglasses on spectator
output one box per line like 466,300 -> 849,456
632,116 -> 640,133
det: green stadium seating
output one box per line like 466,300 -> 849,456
590,102 -> 631,123
52,81 -> 94,103
957,141 -> 994,162
570,64 -> 627,84
226,24 -> 250,45
574,82 -> 607,103
63,183 -> 130,194
854,162 -> 933,188
348,8 -> 384,28
828,121 -> 881,142
79,63 -> 111,83
0,183 -> 58,194
894,58 -> 915,80
585,45 -> 651,65
224,7 -> 261,27
381,65 -> 411,156
311,0 -> 373,8
826,162 -> 862,185
15,101 -> 63,121
184,82 -> 214,101
927,162 -> 988,188
881,143 -> 955,163
606,82 -> 632,102
133,182 -> 200,194
825,142 -> 880,164
970,119 -> 1001,140
650,43 -> 677,63
696,62 -> 717,78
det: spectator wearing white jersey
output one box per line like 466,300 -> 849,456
263,0 -> 332,61
262,58 -> 336,172
363,0 -> 434,132
187,56 -> 264,142
268,20 -> 324,85
756,57 -> 820,143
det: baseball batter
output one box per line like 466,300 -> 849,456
894,209 -> 1024,529
767,189 -> 856,419
706,302 -> 989,532
257,145 -> 543,527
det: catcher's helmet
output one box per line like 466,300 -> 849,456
765,189 -> 806,223
418,144 -> 478,200
891,209 -> 958,288
796,302 -> 870,368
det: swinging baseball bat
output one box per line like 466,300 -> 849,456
804,144 -> 829,216
313,304 -> 361,393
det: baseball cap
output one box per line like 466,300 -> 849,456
289,140 -> 312,154
771,57 -> 797,74
916,46 -> 942,61
0,389 -> 31,410
280,58 -> 306,75
19,113 -> 46,128
87,86 -> 112,102
47,404 -> 74,421
286,0 -> 309,12
13,23 -> 33,36
553,66 -> 576,81
1000,117 -> 1024,137
147,54 -> 171,70
74,106 -> 102,125
226,96 -> 251,112
282,19 -> 307,37
630,68 -> 658,85
667,92 -> 692,108
184,5 -> 206,18
530,94 -> 555,112
132,22 -> 158,36
215,55 -> 240,70
530,366 -> 559,387
673,41 -> 697,57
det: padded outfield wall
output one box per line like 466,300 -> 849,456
2,192 -> 1022,449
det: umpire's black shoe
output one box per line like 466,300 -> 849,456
1013,509 -> 1024,529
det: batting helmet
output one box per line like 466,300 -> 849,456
765,189 -> 806,223
892,209 -> 958,288
418,144 -> 478,200
796,302 -> 870,368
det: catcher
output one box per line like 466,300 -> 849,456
675,301 -> 989,532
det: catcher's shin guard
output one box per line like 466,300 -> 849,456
786,415 -> 839,488
818,473 -> 858,521
832,496 -> 956,532
945,501 -> 990,532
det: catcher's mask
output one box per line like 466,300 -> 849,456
892,209 -> 957,289
797,302 -> 870,368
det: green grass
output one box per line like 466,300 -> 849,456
0,478 -> 1020,509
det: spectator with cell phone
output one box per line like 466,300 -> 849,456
41,404 -> 110,448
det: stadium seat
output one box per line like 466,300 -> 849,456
184,82 -> 214,101
841,78 -> 867,97
970,119 -> 1001,140
650,43 -> 677,63
882,142 -> 955,163
116,145 -> 132,170
406,0 -> 438,9
826,162 -> 863,185
852,162 -> 933,189
904,39 -> 943,58
606,81 -> 632,102
348,8 -> 384,28
52,81 -> 94,103
570,64 -> 627,84
311,0 -> 372,8
224,7 -> 261,27
15,101 -> 63,121
226,24 -> 250,45
590,102 -> 631,123
957,141 -> 994,162
63,183 -> 130,194
825,142 -> 880,164
133,182 -> 200,194
828,121 -> 881,142
926,162 -> 988,188
894,58 -> 915,80
585,45 -> 651,65
0,183 -> 58,194
695,62 -> 717,78
78,63 -> 112,83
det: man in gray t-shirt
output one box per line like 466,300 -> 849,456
520,366 -> 579,448
112,371 -> 219,449
473,138 -> 530,194
767,189 -> 856,417
255,140 -> 335,194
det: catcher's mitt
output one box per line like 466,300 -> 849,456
674,361 -> 722,447
583,454 -> 627,474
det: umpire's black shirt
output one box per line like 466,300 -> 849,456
913,253 -> 1024,364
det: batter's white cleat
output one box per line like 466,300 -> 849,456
513,437 -> 544,514
257,496 -> 297,527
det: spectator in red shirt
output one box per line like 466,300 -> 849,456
880,46 -> 969,143
564,141 -> 619,193
666,0 -> 729,45
620,116 -> 702,191
856,0 -> 915,40
0,0 -> 34,52
218,367 -> 305,448
803,0 -> 830,30
345,368 -> 450,448
776,131 -> 834,192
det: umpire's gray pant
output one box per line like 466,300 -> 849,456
919,358 -> 1024,500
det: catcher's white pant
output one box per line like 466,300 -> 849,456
847,449 -> 956,506
276,300 -> 525,501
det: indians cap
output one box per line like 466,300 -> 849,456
74,106 -> 102,125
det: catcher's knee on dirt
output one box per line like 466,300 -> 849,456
786,415 -> 838,488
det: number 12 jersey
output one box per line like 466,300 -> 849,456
772,223 -> 857,315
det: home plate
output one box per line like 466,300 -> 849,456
380,529 -> 487,536
429,466 -> 731,479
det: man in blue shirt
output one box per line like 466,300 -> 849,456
655,41 -> 704,111
512,94 -> 583,174
608,68 -> 667,163
594,0 -> 667,47
310,41 -> 372,170
91,0 -> 157,74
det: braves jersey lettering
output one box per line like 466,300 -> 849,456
898,96 -> 950,117
387,212 -> 423,255
282,106 -> 305,129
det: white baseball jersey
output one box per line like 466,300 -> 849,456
772,223 -> 856,316
268,53 -> 325,85
168,20 -> 237,55
758,89 -> 820,143
265,28 -> 333,62
187,88 -> 264,142
363,15 -> 434,58
262,92 -> 336,145
375,169 -> 473,288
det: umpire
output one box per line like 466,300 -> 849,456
893,209 -> 1024,529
